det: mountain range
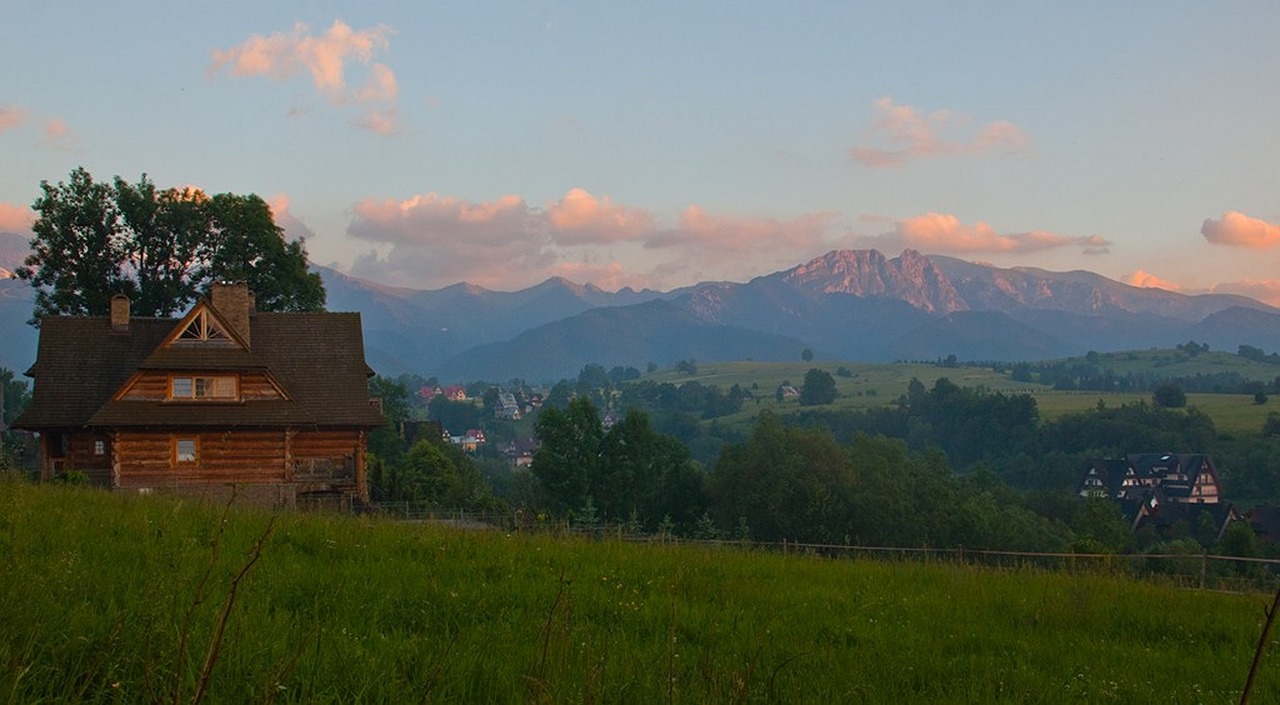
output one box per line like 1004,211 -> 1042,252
3,231 -> 1279,382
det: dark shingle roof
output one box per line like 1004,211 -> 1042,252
15,306 -> 383,430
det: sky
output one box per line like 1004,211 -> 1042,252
2,2 -> 1279,303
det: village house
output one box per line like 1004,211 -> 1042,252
12,283 -> 384,508
499,437 -> 539,467
494,391 -> 521,420
448,428 -> 486,453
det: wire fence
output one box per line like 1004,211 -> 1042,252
362,501 -> 1280,594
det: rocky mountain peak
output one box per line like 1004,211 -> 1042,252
779,249 -> 967,313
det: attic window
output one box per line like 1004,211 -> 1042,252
170,375 -> 238,401
177,309 -> 232,343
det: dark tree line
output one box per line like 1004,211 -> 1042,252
617,379 -> 748,419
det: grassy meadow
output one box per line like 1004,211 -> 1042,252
3,477 -> 1280,703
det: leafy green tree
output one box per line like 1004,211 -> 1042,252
709,411 -> 854,542
19,168 -> 129,320
799,368 -> 837,406
801,348 -> 814,362
1217,522 -> 1263,578
114,175 -> 208,316
17,167 -> 324,322
2,368 -> 31,429
531,396 -> 604,512
543,380 -> 574,410
1152,383 -> 1186,408
400,440 -> 459,503
370,376 -> 411,425
597,409 -> 701,527
428,397 -> 481,435
395,439 -> 497,509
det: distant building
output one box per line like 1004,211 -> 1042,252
448,428 -> 486,453
495,391 -> 521,420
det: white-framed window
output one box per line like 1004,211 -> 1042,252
175,437 -> 198,463
170,375 -> 238,401
94,440 -> 105,456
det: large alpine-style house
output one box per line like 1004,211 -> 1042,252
1078,453 -> 1222,505
1078,453 -> 1239,539
12,283 -> 384,508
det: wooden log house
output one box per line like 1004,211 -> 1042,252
12,283 -> 385,508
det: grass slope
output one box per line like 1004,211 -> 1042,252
1,478 -> 1277,703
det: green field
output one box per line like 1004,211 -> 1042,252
646,355 -> 1278,437
3,478 -> 1279,703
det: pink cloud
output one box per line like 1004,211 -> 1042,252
355,63 -> 398,103
1210,279 -> 1280,307
210,20 -> 400,131
1201,212 -> 1280,249
266,194 -> 317,243
350,193 -> 538,244
41,118 -> 78,150
0,203 -> 35,232
547,188 -> 654,245
850,97 -> 1032,167
353,108 -> 398,135
649,206 -> 834,254
863,213 -> 1110,254
0,105 -> 28,133
347,193 -> 551,287
1125,270 -> 1182,291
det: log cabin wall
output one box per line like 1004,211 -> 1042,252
113,430 -> 287,489
240,373 -> 284,401
68,433 -> 113,485
291,429 -> 361,461
291,429 -> 366,503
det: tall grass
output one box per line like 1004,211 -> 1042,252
1,475 -> 1277,703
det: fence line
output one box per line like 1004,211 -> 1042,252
360,501 -> 1280,591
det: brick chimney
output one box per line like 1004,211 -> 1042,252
210,282 -> 254,346
110,294 -> 130,332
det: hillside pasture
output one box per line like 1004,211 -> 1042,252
2,478 -> 1278,703
647,357 -> 1278,437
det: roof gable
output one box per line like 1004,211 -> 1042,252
164,301 -> 248,350
14,301 -> 383,430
